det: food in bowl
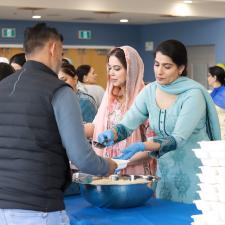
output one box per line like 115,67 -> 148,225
90,176 -> 150,185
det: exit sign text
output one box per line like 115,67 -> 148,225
78,30 -> 92,39
1,28 -> 16,38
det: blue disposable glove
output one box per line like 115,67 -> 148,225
97,129 -> 114,146
114,142 -> 145,160
114,168 -> 121,174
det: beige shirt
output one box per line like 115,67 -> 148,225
77,82 -> 105,108
215,105 -> 225,140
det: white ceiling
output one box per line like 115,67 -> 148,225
1,0 -> 225,24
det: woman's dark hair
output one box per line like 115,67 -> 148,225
108,48 -> 127,70
60,62 -> 76,78
62,58 -> 70,64
0,62 -> 15,81
209,66 -> 225,86
9,53 -> 26,67
76,64 -> 91,82
154,40 -> 187,76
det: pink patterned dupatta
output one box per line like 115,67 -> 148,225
93,46 -> 156,175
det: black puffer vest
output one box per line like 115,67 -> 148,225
0,61 -> 71,212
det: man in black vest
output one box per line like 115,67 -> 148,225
0,23 -> 117,225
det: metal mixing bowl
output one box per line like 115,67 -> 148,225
78,175 -> 158,208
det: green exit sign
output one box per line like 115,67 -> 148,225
2,28 -> 16,38
78,30 -> 92,39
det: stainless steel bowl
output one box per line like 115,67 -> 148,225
78,175 -> 158,208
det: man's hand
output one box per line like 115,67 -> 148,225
114,142 -> 145,160
104,158 -> 118,175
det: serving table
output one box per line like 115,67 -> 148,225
65,195 -> 201,225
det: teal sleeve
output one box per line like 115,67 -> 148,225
149,136 -> 177,158
120,88 -> 149,130
172,89 -> 206,147
114,124 -> 133,142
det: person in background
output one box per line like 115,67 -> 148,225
208,64 -> 225,139
58,62 -> 97,123
76,64 -> 105,108
85,46 -> 156,176
9,52 -> 26,70
0,57 -> 9,64
62,57 -> 73,65
97,40 -> 221,203
0,56 -> 9,64
0,62 -> 15,80
0,23 -> 117,225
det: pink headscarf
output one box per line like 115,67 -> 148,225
93,46 -> 145,156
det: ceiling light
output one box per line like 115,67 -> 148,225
32,15 -> 41,19
120,19 -> 128,23
173,4 -> 191,16
184,0 -> 192,3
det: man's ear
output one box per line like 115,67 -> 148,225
49,41 -> 56,56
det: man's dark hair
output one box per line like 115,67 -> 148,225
23,23 -> 63,55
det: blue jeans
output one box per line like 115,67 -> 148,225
0,209 -> 70,225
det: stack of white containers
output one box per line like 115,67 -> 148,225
191,140 -> 225,225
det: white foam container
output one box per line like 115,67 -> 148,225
199,141 -> 225,150
199,166 -> 218,177
192,148 -> 210,159
197,190 -> 218,201
200,158 -> 219,167
194,200 -> 212,213
191,214 -> 206,224
197,173 -> 217,184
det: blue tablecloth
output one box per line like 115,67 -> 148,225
65,195 -> 201,225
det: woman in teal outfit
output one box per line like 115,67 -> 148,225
98,40 -> 221,203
